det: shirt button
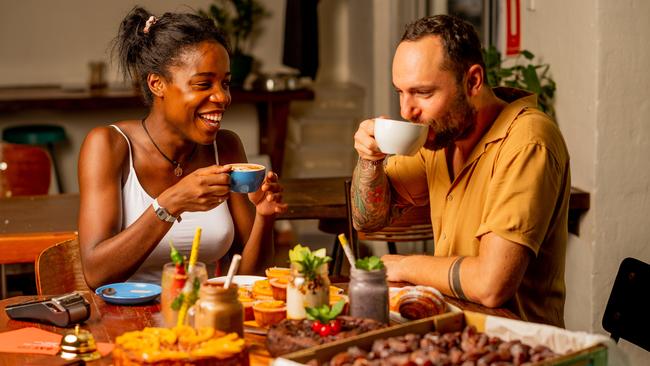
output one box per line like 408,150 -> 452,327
441,233 -> 446,240
447,194 -> 453,201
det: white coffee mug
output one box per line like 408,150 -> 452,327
374,118 -> 428,156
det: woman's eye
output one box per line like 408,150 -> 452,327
193,82 -> 212,89
222,80 -> 231,89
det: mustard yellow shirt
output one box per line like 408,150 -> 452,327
385,88 -> 570,327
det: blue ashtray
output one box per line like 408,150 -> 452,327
95,282 -> 161,305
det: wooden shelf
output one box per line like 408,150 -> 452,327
0,85 -> 315,175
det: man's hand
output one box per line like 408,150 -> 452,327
354,118 -> 388,162
382,254 -> 408,282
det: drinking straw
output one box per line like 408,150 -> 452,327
223,254 -> 241,289
337,233 -> 356,268
176,227 -> 202,326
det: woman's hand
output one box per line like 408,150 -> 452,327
247,171 -> 288,216
158,165 -> 231,215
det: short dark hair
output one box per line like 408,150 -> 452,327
400,15 -> 485,83
113,7 -> 231,105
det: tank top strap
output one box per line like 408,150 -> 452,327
109,124 -> 135,173
213,139 -> 219,165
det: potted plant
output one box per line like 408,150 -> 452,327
199,0 -> 269,87
483,46 -> 557,119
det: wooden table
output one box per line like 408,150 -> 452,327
0,85 -> 315,175
0,289 -> 517,365
0,293 -> 271,365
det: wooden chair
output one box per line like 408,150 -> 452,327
345,179 -> 434,256
0,142 -> 53,298
35,237 -> 90,295
0,142 -> 52,196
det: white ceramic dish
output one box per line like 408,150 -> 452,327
208,275 -> 266,287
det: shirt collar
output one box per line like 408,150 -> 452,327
481,87 -> 538,145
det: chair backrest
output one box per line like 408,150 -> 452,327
602,257 -> 650,351
35,237 -> 90,295
345,179 -> 433,256
0,142 -> 51,196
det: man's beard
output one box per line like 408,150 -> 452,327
422,90 -> 477,151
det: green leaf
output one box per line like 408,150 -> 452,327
520,50 -> 535,60
290,244 -> 331,280
305,307 -> 320,320
328,300 -> 345,318
312,248 -> 327,258
171,293 -> 184,311
304,301 -> 345,323
355,256 -> 385,271
523,65 -> 542,94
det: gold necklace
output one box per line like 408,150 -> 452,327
141,119 -> 197,177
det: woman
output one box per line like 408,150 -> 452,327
78,7 -> 287,288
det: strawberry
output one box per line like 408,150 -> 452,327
329,319 -> 341,335
318,324 -> 332,337
311,320 -> 322,333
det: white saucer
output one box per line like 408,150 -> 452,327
208,275 -> 266,287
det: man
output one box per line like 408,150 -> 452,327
351,15 -> 570,327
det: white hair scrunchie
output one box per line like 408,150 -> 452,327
143,15 -> 158,34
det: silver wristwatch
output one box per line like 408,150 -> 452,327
152,198 -> 181,223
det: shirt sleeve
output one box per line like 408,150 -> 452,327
384,150 -> 430,207
476,142 -> 566,255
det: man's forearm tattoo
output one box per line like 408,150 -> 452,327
448,256 -> 468,301
351,158 -> 390,231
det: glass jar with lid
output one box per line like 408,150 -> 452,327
192,281 -> 243,337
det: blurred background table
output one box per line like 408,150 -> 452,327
0,180 -> 590,267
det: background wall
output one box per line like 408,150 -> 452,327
522,0 -> 650,363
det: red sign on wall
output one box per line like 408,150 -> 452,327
506,0 -> 521,56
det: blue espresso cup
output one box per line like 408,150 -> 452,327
229,163 -> 266,193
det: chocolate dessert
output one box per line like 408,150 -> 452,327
306,325 -> 559,366
266,316 -> 386,357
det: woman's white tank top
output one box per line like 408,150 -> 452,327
110,125 -> 234,283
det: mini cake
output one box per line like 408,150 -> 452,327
112,326 -> 248,366
265,267 -> 291,281
269,277 -> 288,301
266,316 -> 386,357
237,287 -> 255,321
251,279 -> 274,300
252,300 -> 287,327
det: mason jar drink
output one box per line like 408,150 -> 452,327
160,262 -> 207,327
349,267 -> 389,323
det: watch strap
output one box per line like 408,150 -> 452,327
152,198 -> 180,223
